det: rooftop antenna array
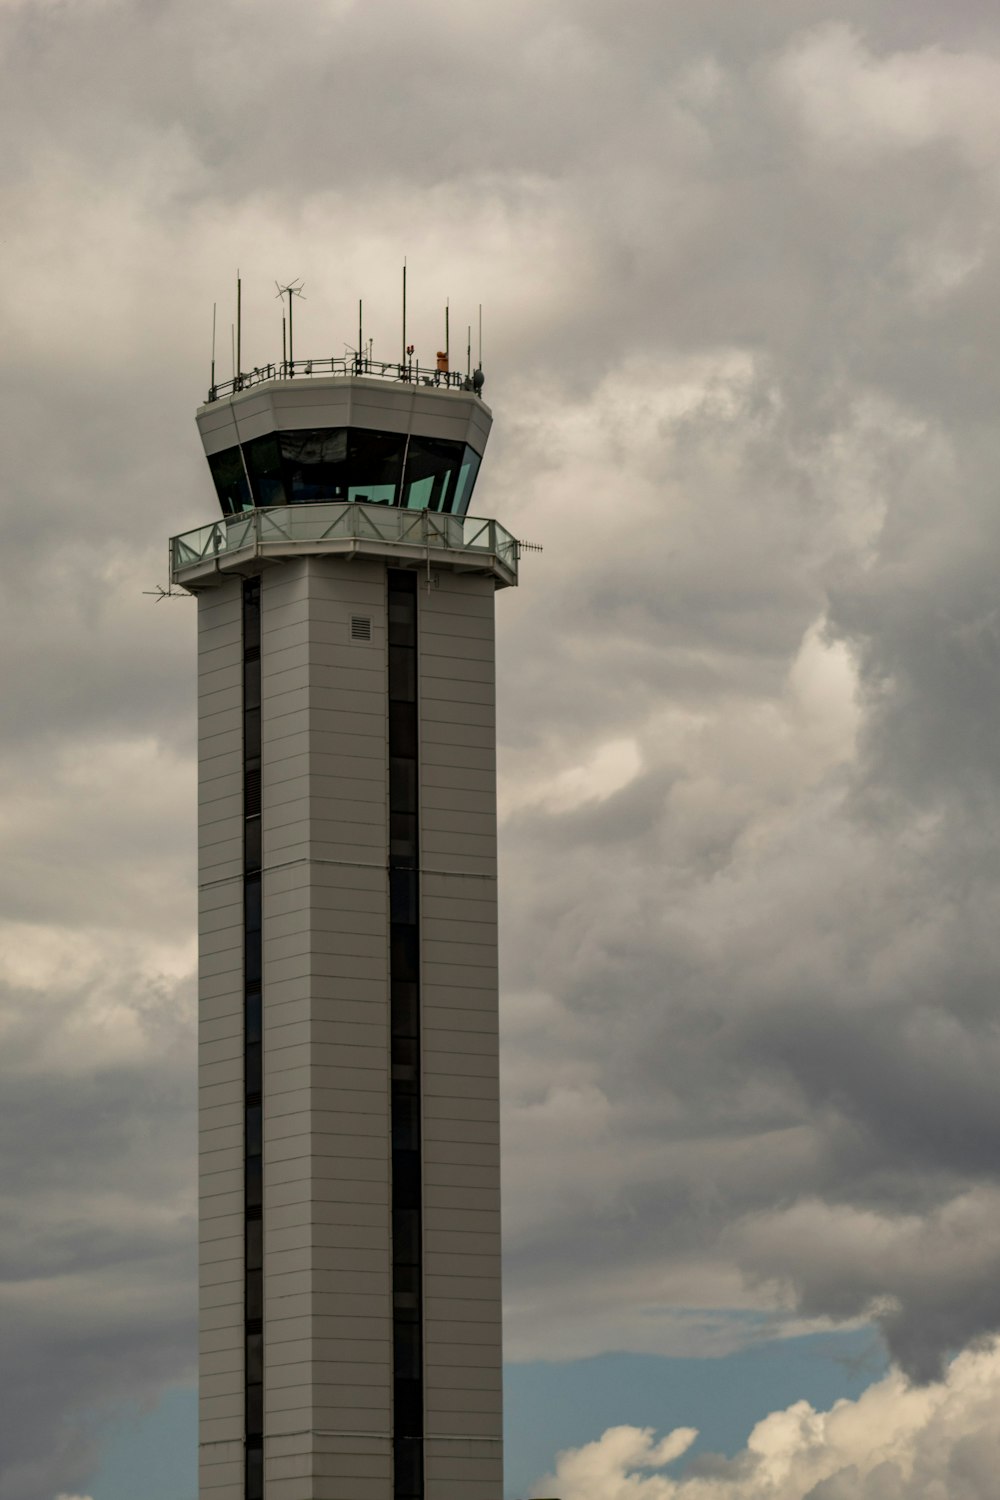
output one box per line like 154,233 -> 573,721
276,279 -> 305,369
201,272 -> 491,400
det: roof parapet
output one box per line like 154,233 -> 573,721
206,354 -> 485,407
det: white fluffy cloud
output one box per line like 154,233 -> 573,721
535,1342 -> 1000,1500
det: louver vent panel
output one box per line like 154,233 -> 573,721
351,615 -> 373,642
245,768 -> 262,817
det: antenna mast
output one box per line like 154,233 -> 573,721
236,270 -> 242,384
402,260 -> 407,371
211,302 -> 216,393
275,280 -> 305,371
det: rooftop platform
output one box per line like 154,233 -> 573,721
205,354 -> 483,406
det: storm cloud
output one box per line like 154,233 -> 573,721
4,0 -> 1000,1494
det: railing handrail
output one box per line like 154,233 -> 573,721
205,356 -> 483,405
170,502 -> 518,585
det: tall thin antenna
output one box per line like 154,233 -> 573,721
236,270 -> 242,383
275,280 -> 305,371
467,325 -> 472,379
211,302 -> 217,392
402,259 -> 407,369
445,300 -> 450,366
478,303 -> 483,368
359,299 -> 363,371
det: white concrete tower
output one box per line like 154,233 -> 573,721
171,353 -> 517,1500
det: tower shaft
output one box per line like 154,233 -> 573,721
193,551 -> 503,1500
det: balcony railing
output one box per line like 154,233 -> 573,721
170,503 -> 518,585
206,355 -> 482,404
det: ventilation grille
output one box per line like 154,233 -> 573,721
244,768 -> 262,817
351,615 -> 373,642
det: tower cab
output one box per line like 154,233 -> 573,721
196,367 -> 492,519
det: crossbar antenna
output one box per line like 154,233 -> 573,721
275,279 -> 305,371
143,583 -> 189,602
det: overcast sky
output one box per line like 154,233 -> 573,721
5,1 -> 1000,1497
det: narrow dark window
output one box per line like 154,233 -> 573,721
242,577 -> 264,1500
387,569 -> 423,1500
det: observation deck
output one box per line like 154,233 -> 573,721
169,502 -> 519,592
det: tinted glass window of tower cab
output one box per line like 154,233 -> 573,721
209,428 -> 482,517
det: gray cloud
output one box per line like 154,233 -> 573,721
5,0 -> 1000,1493
0,958 -> 195,1499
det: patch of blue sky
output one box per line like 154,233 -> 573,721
86,1326 -> 886,1500
503,1325 -> 888,1498
89,1384 -> 196,1500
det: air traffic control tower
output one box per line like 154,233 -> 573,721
170,345 -> 517,1500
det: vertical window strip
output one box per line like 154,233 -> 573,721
387,569 -> 424,1500
242,578 -> 264,1500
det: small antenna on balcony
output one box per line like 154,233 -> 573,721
478,303 -> 483,367
142,583 -> 189,602
401,258 -> 407,369
358,298 -> 363,370
467,324 -> 471,379
275,279 -> 305,367
445,299 -> 450,367
210,301 -> 216,393
236,270 -> 242,381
